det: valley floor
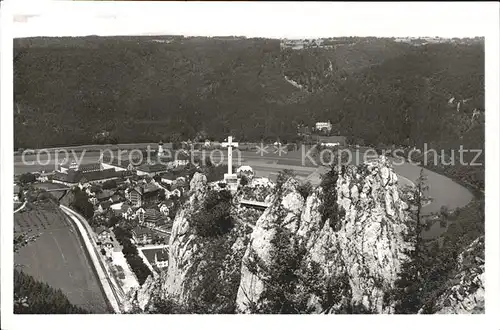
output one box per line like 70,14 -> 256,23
14,207 -> 109,313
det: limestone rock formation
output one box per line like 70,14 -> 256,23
432,236 -> 485,314
129,172 -> 248,312
236,178 -> 305,311
128,158 -> 483,314
330,158 -> 411,313
236,157 -> 411,313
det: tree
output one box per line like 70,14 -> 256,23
112,226 -> 152,285
191,190 -> 234,237
14,232 -> 39,253
204,164 -> 226,183
318,166 -> 345,231
102,180 -> 117,190
274,169 -> 295,194
70,188 -> 94,219
239,176 -> 249,187
18,172 -> 36,185
14,270 -> 88,314
297,181 -> 312,200
251,225 -> 312,313
243,197 -> 345,314
205,156 -> 213,168
158,189 -> 166,201
107,215 -> 120,228
388,168 -> 430,313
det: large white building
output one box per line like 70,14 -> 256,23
315,121 -> 333,133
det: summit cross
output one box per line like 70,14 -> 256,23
221,135 -> 239,175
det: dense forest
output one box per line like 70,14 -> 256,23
14,36 -> 485,188
14,269 -> 89,314
14,36 -> 484,146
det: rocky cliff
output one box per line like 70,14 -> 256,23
128,172 -> 249,313
431,236 -> 485,314
236,157 -> 411,313
128,157 -> 484,314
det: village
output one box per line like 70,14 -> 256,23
8,5 -> 489,316
13,120 -> 410,312
13,135 -> 281,303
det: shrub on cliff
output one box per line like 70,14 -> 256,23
275,169 -> 295,193
318,166 -> 345,231
239,175 -> 249,187
297,181 -> 313,200
191,190 -> 234,237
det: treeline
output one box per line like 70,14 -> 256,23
14,269 -> 88,314
113,226 -> 153,285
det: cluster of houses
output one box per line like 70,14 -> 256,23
47,144 -> 198,248
85,171 -> 190,244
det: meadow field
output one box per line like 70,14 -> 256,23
14,206 -> 109,313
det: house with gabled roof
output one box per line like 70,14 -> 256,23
142,208 -> 166,227
108,194 -> 123,204
136,163 -> 168,177
131,226 -> 155,245
96,189 -> 115,202
96,200 -> 112,214
120,203 -> 135,220
159,200 -> 174,216
96,226 -> 111,241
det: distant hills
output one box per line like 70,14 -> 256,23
14,36 -> 484,153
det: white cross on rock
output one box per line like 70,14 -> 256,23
221,135 -> 239,191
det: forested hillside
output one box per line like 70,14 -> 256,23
14,36 -> 484,159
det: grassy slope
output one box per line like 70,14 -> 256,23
14,206 -> 109,312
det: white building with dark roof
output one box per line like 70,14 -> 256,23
315,121 -> 333,133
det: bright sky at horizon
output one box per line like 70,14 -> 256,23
6,1 -> 497,39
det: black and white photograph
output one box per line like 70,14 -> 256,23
1,1 -> 499,328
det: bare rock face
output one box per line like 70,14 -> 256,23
127,173 -> 209,311
135,276 -> 159,311
190,172 -> 207,194
332,158 -> 410,313
125,275 -> 159,313
236,178 -> 305,312
433,236 -> 485,314
129,157 -> 481,315
236,157 -> 411,313
158,173 -> 208,304
131,172 -> 249,312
